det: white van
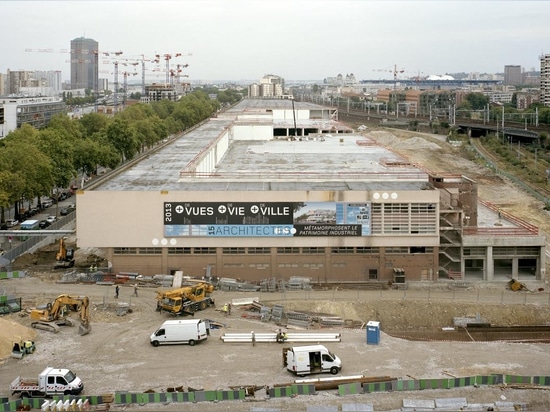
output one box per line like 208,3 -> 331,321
284,344 -> 342,376
150,319 -> 209,347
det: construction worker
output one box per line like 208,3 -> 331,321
222,303 -> 228,316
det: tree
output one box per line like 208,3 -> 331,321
105,118 -> 138,162
80,112 -> 110,138
465,93 -> 489,110
0,130 -> 54,219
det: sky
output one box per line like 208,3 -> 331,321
2,0 -> 550,83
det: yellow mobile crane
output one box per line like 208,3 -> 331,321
30,294 -> 91,335
156,282 -> 215,316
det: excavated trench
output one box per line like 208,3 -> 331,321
385,325 -> 550,343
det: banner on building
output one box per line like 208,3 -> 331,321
163,201 -> 371,237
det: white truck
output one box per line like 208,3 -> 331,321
10,367 -> 84,398
284,345 -> 342,376
150,319 -> 209,347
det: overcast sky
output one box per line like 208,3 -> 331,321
2,0 -> 549,83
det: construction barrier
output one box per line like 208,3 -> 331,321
268,386 -> 294,398
338,382 -> 362,396
0,271 -> 26,280
1,375 -> 549,411
291,384 -> 316,396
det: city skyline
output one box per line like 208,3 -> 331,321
2,0 -> 550,83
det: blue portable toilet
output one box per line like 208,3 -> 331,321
366,321 -> 380,345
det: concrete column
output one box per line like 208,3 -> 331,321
512,258 -> 518,279
538,246 -> 546,281
486,246 -> 494,281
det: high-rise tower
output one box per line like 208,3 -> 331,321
70,37 -> 98,90
541,54 -> 550,107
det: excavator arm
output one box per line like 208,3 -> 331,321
30,294 -> 91,335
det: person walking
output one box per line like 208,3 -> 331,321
133,284 -> 138,297
115,285 -> 119,299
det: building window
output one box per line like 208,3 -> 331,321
168,247 -> 192,255
223,247 -> 246,254
331,247 -> 355,254
368,269 -> 378,280
371,202 -> 437,235
302,247 -> 325,254
114,247 -> 137,255
194,247 -> 216,254
248,247 -> 270,254
138,247 -> 162,255
356,247 -> 379,254
464,247 -> 485,256
410,246 -> 433,254
277,247 -> 300,254
386,247 -> 408,254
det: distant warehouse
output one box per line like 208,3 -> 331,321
76,99 -> 546,284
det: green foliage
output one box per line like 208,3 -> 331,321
0,89 -> 218,215
465,93 -> 489,110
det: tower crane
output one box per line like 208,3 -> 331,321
374,64 -> 405,90
25,47 -> 123,113
154,52 -> 192,85
121,71 -> 138,106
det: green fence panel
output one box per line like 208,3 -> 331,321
338,382 -> 361,396
215,389 -> 245,401
269,386 -> 293,398
362,381 -> 392,393
0,400 -> 20,412
291,384 -> 316,395
504,375 -> 532,384
533,376 -> 550,386
392,379 -> 417,391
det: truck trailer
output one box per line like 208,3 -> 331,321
284,344 -> 342,376
150,319 -> 209,347
10,367 -> 84,398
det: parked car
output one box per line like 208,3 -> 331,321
39,220 -> 51,229
5,219 -> 19,228
41,199 -> 53,208
60,204 -> 76,216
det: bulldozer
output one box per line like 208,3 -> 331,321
54,237 -> 75,269
156,282 -> 215,316
30,294 -> 91,335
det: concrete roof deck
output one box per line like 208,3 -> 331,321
96,100 -> 431,192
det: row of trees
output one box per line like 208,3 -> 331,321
0,90 -> 224,223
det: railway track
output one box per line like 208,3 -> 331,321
470,138 -> 550,203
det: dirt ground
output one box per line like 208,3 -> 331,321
1,129 -> 550,411
1,279 -> 550,412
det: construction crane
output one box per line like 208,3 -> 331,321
121,71 -> 138,105
374,64 -> 405,90
26,47 -> 124,113
154,52 -> 192,85
169,63 -> 190,85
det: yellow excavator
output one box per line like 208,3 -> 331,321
156,282 -> 215,316
54,237 -> 75,269
30,294 -> 91,335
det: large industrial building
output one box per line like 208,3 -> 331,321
77,99 -> 546,284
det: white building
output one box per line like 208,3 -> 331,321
0,96 -> 66,137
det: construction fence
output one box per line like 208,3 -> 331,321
0,374 -> 547,411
